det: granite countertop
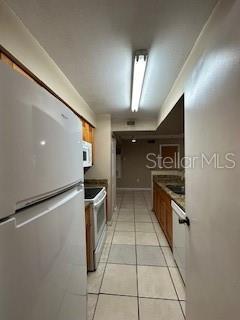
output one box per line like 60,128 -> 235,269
84,179 -> 108,188
153,175 -> 185,211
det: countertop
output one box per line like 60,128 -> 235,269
84,179 -> 108,188
153,175 -> 185,211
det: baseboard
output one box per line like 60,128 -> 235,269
116,187 -> 151,191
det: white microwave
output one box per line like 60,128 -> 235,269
83,141 -> 92,167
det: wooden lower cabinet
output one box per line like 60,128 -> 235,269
153,187 -> 158,220
166,207 -> 173,246
159,200 -> 166,231
153,182 -> 173,248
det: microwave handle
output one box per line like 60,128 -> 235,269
94,191 -> 107,208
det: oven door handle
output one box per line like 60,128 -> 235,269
93,191 -> 107,208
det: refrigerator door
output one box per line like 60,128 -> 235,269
0,63 -> 83,219
0,185 -> 87,320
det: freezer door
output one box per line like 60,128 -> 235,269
0,63 -> 83,219
0,186 -> 87,320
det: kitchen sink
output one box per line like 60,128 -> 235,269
166,185 -> 185,195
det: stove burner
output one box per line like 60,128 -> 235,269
84,187 -> 103,200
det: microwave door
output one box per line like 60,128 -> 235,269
83,149 -> 88,167
82,141 -> 92,167
83,150 -> 87,161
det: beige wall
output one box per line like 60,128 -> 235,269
117,138 -> 184,189
85,114 -> 112,218
0,0 -> 96,126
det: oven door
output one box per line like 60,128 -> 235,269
93,191 -> 107,248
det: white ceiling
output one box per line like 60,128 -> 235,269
115,94 -> 184,139
6,0 -> 217,120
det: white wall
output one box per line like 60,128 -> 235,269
0,0 -> 96,126
85,114 -> 112,219
157,1 -> 219,126
184,0 -> 240,319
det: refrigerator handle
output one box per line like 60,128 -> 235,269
77,181 -> 84,188
0,217 -> 15,227
15,186 -> 83,228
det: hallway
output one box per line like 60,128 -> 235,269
88,190 -> 186,320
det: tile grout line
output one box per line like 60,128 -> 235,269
141,191 -> 185,318
97,291 -> 181,301
91,191 -> 185,319
148,193 -> 186,319
133,191 -> 141,320
167,266 -> 186,319
136,190 -> 160,317
179,300 -> 186,319
91,191 -> 123,320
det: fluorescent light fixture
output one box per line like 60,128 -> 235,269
131,139 -> 136,143
131,50 -> 148,112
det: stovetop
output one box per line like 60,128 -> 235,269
84,187 -> 103,200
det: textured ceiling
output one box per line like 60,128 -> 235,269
7,0 -> 217,120
114,95 -> 184,139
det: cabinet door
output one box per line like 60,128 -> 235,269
159,200 -> 166,231
82,120 -> 94,144
82,121 -> 88,141
88,125 -> 93,143
153,184 -> 157,213
153,184 -> 159,220
157,188 -> 162,223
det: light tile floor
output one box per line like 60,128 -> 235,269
88,190 -> 186,320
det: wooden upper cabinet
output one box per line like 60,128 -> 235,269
82,120 -> 94,144
0,52 -> 32,80
0,52 -> 13,67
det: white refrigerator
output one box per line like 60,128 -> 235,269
0,63 -> 87,320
